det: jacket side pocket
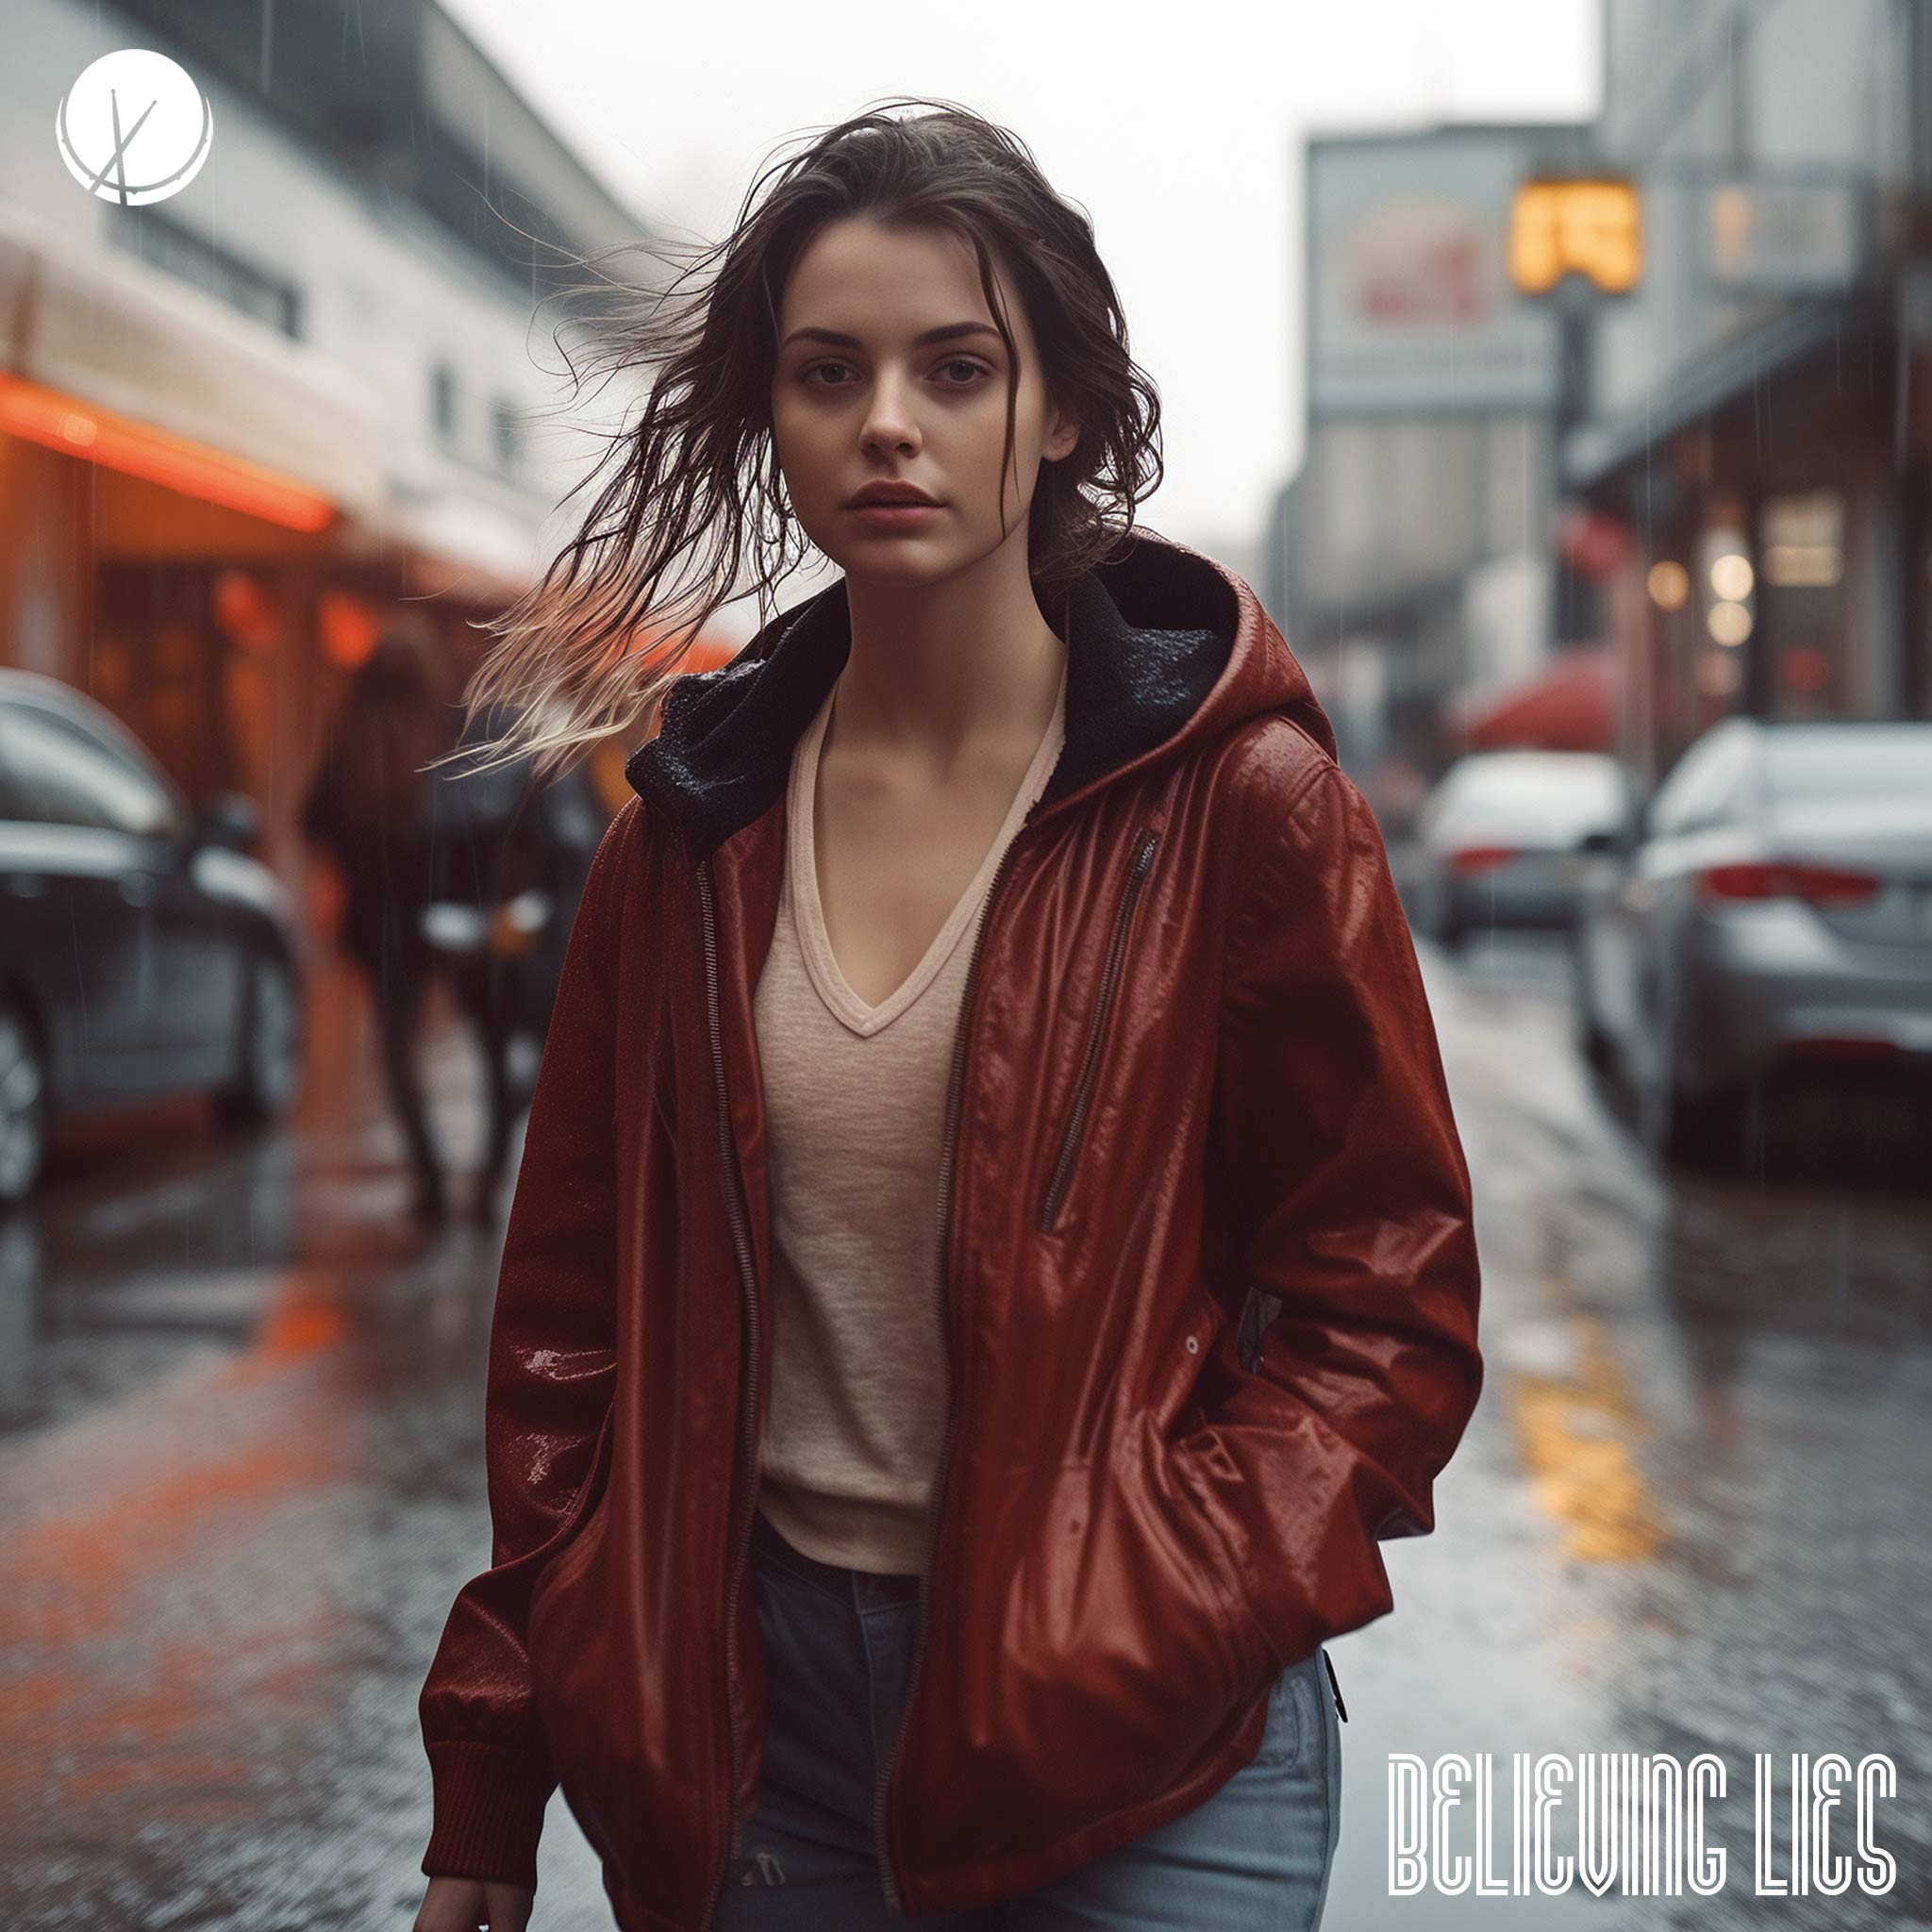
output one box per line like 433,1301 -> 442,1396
1171,1433 -> 1283,1679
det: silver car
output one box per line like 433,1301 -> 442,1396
1572,717 -> 1932,1168
1413,750 -> 1638,950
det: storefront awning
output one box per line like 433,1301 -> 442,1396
0,203 -> 386,525
1559,302 -> 1848,490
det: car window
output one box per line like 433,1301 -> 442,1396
1645,728 -> 1757,837
1761,725 -> 1932,800
0,700 -> 182,837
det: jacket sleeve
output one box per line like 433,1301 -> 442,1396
415,798 -> 639,1888
1189,750 -> 1484,1670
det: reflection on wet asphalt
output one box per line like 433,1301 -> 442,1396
0,959 -> 619,1930
1,941 -> 1927,1929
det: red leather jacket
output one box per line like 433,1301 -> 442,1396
417,529 -> 1483,1930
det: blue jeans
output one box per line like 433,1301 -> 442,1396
712,1506 -> 1341,1929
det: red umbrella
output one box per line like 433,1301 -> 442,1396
1446,644 -> 1620,752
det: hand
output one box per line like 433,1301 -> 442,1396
411,1874 -> 535,1930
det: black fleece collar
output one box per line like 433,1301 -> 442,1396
625,532 -> 1236,865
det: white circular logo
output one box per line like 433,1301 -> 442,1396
56,49 -> 212,206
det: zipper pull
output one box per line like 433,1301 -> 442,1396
1322,1649 -> 1348,1724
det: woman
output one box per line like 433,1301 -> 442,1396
412,100 -> 1482,1932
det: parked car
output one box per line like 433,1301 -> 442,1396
1572,716 -> 1932,1169
1413,749 -> 1638,949
0,670 -> 305,1207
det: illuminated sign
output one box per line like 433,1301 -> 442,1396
1509,178 -> 1642,296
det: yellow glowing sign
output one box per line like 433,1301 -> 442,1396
1510,178 -> 1642,296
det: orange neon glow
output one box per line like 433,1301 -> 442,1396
317,589 -> 380,668
0,373 -> 339,533
630,630 -> 740,675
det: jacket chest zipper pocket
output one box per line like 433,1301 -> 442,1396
1038,826 -> 1161,1234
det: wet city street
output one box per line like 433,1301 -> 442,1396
2,916 -> 1928,1931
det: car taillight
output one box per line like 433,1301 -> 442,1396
1448,845 -> 1516,874
1696,860 -> 1883,907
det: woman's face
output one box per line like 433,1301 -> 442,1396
769,215 -> 1079,585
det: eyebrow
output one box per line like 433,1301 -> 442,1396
778,321 -> 1004,352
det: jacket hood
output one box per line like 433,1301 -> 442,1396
625,526 -> 1336,863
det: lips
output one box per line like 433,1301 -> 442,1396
847,486 -> 941,508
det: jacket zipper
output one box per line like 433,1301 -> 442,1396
697,856 -> 762,1932
869,827 -> 1030,1916
1037,827 -> 1160,1232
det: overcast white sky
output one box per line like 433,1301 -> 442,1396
443,0 -> 1599,571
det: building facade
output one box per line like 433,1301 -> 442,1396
1,0 -> 652,874
1265,122 -> 1595,804
1568,0 -> 1932,775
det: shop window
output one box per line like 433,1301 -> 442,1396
1761,491 -> 1844,590
1759,491 -> 1847,715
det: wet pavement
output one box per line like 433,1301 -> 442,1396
1,929 -> 1928,1930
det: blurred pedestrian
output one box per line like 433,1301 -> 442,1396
420,702 -> 607,1224
299,621 -> 457,1227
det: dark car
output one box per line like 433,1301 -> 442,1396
1572,716 -> 1932,1169
0,670 -> 305,1206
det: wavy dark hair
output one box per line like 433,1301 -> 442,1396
436,95 -> 1165,785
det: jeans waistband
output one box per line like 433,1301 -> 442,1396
751,1506 -> 923,1607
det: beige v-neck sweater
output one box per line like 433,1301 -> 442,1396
751,664 -> 1068,1574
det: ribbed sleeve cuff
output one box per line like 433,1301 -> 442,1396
421,1740 -> 557,1890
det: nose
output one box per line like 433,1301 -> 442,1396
858,366 -> 922,456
